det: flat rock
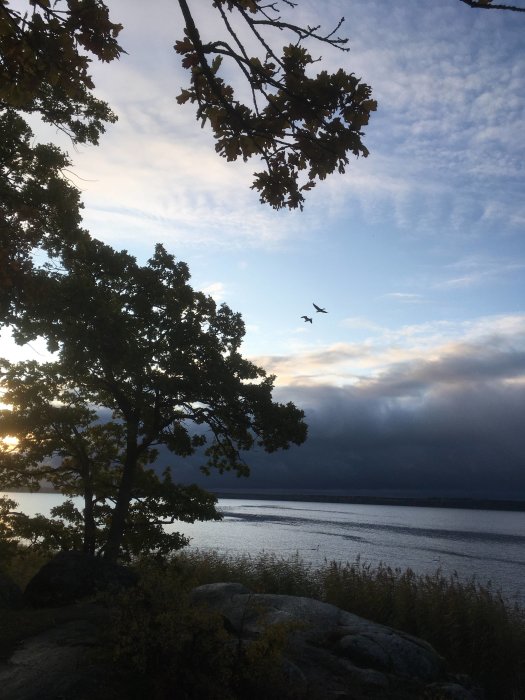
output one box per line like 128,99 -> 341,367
0,619 -> 100,700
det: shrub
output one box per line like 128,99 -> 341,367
107,559 -> 305,700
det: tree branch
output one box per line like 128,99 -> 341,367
459,0 -> 525,11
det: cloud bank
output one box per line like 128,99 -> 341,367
166,314 -> 525,498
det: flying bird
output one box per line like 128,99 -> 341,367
313,303 -> 328,313
301,315 -> 313,323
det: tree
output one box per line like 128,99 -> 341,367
0,0 -> 521,562
0,0 -> 124,306
0,1 -> 375,230
0,239 -> 307,561
173,0 -> 524,208
0,494 -> 20,561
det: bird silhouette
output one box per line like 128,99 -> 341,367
301,315 -> 313,323
313,303 -> 327,313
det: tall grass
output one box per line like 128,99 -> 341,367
168,549 -> 525,699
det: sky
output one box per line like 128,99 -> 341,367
4,0 -> 525,497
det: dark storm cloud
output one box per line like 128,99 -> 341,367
358,345 -> 525,399
167,339 -> 525,498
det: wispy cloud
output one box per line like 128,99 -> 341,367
200,281 -> 227,302
319,1 -> 525,237
382,293 -> 425,303
436,256 -> 525,289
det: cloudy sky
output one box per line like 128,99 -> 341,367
6,0 -> 525,497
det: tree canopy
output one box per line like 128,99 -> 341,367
0,0 -> 123,308
0,240 -> 307,560
0,0 -> 123,144
0,109 -> 89,318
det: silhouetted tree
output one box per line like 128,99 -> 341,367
0,240 -> 307,561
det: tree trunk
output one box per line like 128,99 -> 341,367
103,426 -> 138,562
82,484 -> 97,555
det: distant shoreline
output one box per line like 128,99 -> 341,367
5,488 -> 525,512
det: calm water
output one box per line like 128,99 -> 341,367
5,493 -> 525,604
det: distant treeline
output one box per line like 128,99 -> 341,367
211,491 -> 525,512
5,487 -> 525,512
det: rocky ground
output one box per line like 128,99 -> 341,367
0,554 -> 485,699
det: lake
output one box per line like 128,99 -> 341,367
4,493 -> 525,605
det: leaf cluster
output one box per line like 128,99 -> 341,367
0,109 -> 90,316
0,483 -> 220,561
175,0 -> 376,209
0,0 -> 123,144
0,494 -> 21,561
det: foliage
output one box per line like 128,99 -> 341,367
175,548 -> 320,597
175,0 -> 376,210
0,494 -> 20,562
0,240 -> 307,560
109,569 -> 236,700
108,560 -> 307,700
3,481 -> 220,562
2,541 -> 524,697
1,538 -> 50,588
0,109 -> 91,315
2,0 -> 523,303
174,0 -> 524,209
317,558 -> 525,698
0,0 -> 123,305
0,0 -> 123,144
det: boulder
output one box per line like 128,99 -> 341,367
190,582 -> 484,700
0,569 -> 23,610
24,550 -> 138,607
